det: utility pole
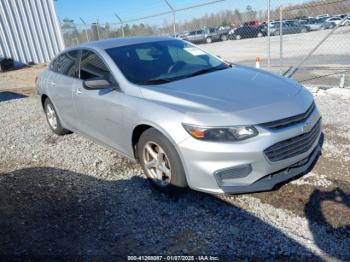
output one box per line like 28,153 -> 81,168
115,13 -> 125,37
279,6 -> 283,74
267,0 -> 271,70
79,17 -> 89,42
96,18 -> 100,39
164,0 -> 176,35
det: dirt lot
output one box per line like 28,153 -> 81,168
0,63 -> 349,259
0,65 -> 46,96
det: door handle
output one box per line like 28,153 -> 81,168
76,88 -> 83,95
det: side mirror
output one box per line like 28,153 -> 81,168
83,77 -> 113,90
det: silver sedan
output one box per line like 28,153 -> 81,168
37,36 -> 322,194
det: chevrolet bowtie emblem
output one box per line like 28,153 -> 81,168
302,120 -> 313,133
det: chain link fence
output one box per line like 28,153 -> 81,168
60,0 -> 350,87
270,0 -> 350,86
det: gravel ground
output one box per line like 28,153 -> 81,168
1,63 -> 350,259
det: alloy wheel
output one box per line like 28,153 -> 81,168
143,141 -> 171,187
46,104 -> 57,130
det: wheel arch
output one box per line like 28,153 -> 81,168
131,121 -> 190,188
40,94 -> 69,131
41,94 -> 49,109
130,121 -> 188,172
131,122 -> 180,159
131,124 -> 152,159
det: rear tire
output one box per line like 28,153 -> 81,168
44,98 -> 71,136
137,128 -> 187,193
205,37 -> 212,44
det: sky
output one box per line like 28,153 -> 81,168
55,0 -> 307,26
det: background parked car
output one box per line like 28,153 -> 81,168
321,17 -> 343,29
301,17 -> 329,31
216,26 -> 231,41
184,28 -> 219,44
340,16 -> 350,26
243,20 -> 261,28
316,14 -> 330,19
228,27 -> 237,39
321,21 -> 337,29
178,32 -> 189,40
270,20 -> 310,36
335,14 -> 348,19
231,24 -> 266,40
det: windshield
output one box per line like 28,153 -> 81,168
106,39 -> 228,85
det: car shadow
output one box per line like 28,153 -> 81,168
305,188 -> 350,260
0,167 -> 323,259
0,91 -> 27,102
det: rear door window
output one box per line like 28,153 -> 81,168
50,50 -> 80,78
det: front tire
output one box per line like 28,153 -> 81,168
44,98 -> 70,135
137,128 -> 187,193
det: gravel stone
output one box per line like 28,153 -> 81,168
0,92 -> 349,259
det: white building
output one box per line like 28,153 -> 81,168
0,0 -> 64,64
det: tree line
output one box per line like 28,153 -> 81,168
61,0 -> 350,46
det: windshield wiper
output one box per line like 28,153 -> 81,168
139,78 -> 174,85
139,65 -> 229,85
187,65 -> 229,78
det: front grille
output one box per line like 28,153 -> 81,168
260,102 -> 315,130
264,119 -> 321,162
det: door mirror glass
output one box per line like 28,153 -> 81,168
83,77 -> 112,90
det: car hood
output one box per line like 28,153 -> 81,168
139,65 -> 313,126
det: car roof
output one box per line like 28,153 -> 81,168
70,36 -> 175,51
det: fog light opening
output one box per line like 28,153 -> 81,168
215,164 -> 252,186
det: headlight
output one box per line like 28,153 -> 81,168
182,124 -> 258,142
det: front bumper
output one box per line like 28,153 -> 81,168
177,109 -> 322,194
220,139 -> 322,193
